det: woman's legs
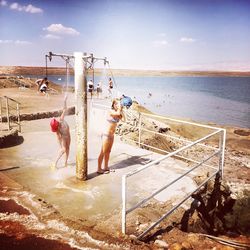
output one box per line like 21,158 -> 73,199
55,146 -> 65,167
64,136 -> 70,167
103,136 -> 114,171
97,148 -> 104,172
55,137 -> 70,168
97,135 -> 114,172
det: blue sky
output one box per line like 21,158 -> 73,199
0,0 -> 250,71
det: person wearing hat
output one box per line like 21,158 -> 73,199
50,95 -> 70,168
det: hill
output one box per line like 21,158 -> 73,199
1,66 -> 250,77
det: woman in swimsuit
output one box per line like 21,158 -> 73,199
97,98 -> 123,174
50,95 -> 71,168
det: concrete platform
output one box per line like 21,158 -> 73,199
0,106 -> 199,235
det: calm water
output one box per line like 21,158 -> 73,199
27,75 -> 250,128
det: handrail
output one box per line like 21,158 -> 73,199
126,150 -> 220,215
124,129 -> 221,178
141,111 -> 223,130
0,96 -> 21,132
140,127 -> 218,150
120,109 -> 226,239
120,136 -> 218,170
3,95 -> 21,104
137,171 -> 219,239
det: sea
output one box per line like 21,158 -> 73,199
26,74 -> 250,128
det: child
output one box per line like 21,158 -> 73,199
50,95 -> 71,168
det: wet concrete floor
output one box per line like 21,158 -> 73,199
0,106 -> 200,231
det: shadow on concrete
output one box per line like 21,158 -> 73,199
0,135 -> 24,149
87,172 -> 103,180
87,153 -> 153,180
110,153 -> 153,170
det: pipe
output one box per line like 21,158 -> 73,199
74,52 -> 88,180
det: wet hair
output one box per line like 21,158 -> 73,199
111,98 -> 120,110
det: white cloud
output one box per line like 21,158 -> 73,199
43,34 -> 61,40
0,39 -> 31,45
0,40 -> 13,43
0,0 -> 7,6
9,2 -> 43,13
24,4 -> 43,13
153,40 -> 168,47
15,40 -> 32,45
180,37 -> 196,43
43,24 -> 80,36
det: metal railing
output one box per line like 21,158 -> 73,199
91,103 -> 226,239
122,112 -> 226,239
0,96 -> 21,132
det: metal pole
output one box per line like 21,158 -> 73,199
74,52 -> 88,180
219,129 -> 226,178
0,97 -> 2,123
6,98 -> 10,130
17,103 -> 21,132
122,175 -> 127,234
45,55 -> 48,77
138,113 -> 141,148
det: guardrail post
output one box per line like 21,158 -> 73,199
122,175 -> 127,234
5,98 -> 10,130
219,129 -> 226,177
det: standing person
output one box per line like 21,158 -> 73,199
97,98 -> 123,174
96,81 -> 102,99
108,77 -> 113,98
35,77 -> 47,92
50,95 -> 71,168
39,80 -> 49,95
87,79 -> 94,99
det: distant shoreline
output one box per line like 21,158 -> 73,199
1,66 -> 250,77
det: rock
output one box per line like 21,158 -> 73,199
187,233 -> 200,243
169,243 -> 183,250
156,234 -> 163,239
158,127 -> 170,133
138,223 -> 148,231
181,241 -> 192,249
220,246 -> 236,250
154,239 -> 169,249
129,234 -> 137,240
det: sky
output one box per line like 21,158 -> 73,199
0,0 -> 250,71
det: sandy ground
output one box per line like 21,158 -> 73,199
0,79 -> 250,249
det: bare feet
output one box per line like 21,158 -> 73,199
97,169 -> 110,174
97,167 -> 116,174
